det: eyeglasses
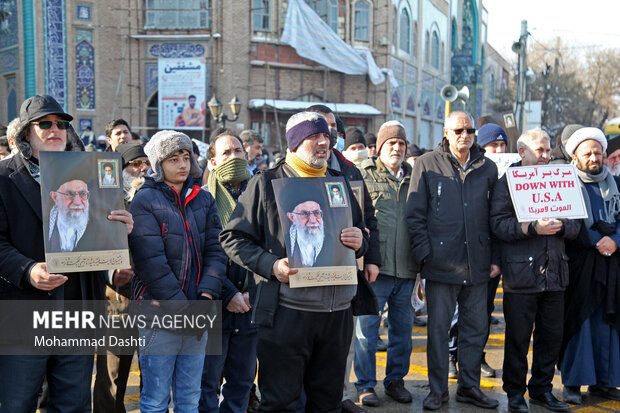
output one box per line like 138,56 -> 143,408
292,210 -> 323,219
56,190 -> 89,201
128,159 -> 150,167
32,121 -> 71,130
451,128 -> 476,135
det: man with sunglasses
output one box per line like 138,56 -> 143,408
117,142 -> 150,198
0,94 -> 133,413
407,111 -> 500,410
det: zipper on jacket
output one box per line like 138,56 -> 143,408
173,188 -> 191,293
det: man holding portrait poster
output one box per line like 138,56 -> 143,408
0,95 -> 133,412
220,111 -> 369,412
490,128 -> 580,412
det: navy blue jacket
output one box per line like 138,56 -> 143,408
129,176 -> 226,301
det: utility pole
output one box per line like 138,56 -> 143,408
514,20 -> 528,133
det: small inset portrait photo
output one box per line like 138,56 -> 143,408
325,182 -> 347,208
503,113 -> 515,129
98,159 -> 120,188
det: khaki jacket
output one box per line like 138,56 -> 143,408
360,158 -> 419,278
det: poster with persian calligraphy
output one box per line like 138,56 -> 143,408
506,164 -> 588,222
272,177 -> 357,288
40,152 -> 130,273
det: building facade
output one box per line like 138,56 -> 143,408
0,0 -> 500,151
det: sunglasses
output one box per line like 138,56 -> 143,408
452,128 -> 476,135
128,159 -> 151,167
32,120 -> 71,130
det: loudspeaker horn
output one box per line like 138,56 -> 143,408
440,85 -> 458,102
457,86 -> 469,102
512,41 -> 523,54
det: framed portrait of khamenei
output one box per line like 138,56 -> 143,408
39,151 -> 130,273
272,177 -> 357,288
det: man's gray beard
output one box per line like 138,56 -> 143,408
59,204 -> 89,231
123,169 -> 137,192
292,222 -> 325,266
295,146 -> 326,169
610,163 -> 620,176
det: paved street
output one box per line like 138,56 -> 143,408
38,284 -> 620,412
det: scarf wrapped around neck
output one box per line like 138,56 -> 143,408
575,164 -> 620,229
285,150 -> 327,177
207,157 -> 251,226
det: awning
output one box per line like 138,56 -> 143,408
248,99 -> 382,116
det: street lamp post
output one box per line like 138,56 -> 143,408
207,95 -> 242,128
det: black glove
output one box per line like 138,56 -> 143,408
590,220 -> 617,236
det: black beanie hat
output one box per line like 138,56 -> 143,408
344,127 -> 366,150
116,142 -> 147,169
365,132 -> 377,147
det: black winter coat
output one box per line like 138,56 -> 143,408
406,140 -> 498,285
0,155 -> 105,300
129,177 -> 226,301
489,165 -> 580,293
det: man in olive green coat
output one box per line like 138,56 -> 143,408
354,121 -> 419,407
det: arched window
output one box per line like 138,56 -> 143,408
308,0 -> 339,33
412,21 -> 418,57
431,31 -> 440,69
354,1 -> 370,41
399,9 -> 411,53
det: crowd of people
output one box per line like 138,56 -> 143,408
0,94 -> 618,413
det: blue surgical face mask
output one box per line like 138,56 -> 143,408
335,137 -> 345,152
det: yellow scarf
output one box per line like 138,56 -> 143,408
285,150 -> 327,177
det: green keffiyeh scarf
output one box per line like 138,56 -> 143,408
207,157 -> 251,226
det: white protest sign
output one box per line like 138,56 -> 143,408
506,164 -> 588,222
486,153 -> 522,178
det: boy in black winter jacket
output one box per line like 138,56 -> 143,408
129,130 -> 227,413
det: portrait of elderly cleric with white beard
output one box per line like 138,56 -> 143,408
48,179 -> 91,252
274,177 -> 357,270
287,200 -> 330,267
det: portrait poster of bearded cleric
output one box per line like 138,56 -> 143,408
272,177 -> 357,288
39,151 -> 130,273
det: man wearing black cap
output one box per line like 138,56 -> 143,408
0,95 -> 133,412
116,142 -> 150,197
220,111 -> 369,412
342,127 -> 368,166
365,133 -> 377,157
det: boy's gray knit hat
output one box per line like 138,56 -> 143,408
144,130 -> 202,182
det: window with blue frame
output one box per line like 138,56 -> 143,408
253,0 -> 270,32
354,0 -> 370,41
